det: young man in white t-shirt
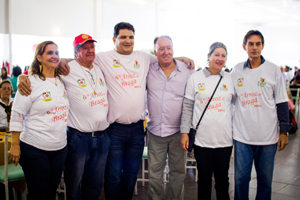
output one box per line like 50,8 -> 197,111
231,30 -> 291,200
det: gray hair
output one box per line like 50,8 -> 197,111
208,42 -> 228,57
153,35 -> 173,46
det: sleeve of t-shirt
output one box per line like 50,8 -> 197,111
184,74 -> 196,101
274,66 -> 288,104
11,89 -> 33,116
93,53 -> 101,69
149,54 -> 157,64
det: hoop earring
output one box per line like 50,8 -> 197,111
39,64 -> 42,73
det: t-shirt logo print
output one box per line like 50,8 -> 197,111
134,61 -> 140,69
42,92 -> 52,101
113,59 -> 121,68
198,83 -> 206,91
220,84 -> 228,92
258,78 -> 266,87
77,79 -> 87,87
99,78 -> 105,86
237,78 -> 244,87
63,91 -> 68,100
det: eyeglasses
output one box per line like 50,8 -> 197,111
1,87 -> 11,91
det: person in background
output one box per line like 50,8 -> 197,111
181,42 -> 234,200
9,66 -> 22,98
9,41 -> 69,199
0,80 -> 13,127
1,67 -> 9,81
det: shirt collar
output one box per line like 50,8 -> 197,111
156,59 -> 180,72
0,97 -> 12,106
203,67 -> 224,77
243,55 -> 265,69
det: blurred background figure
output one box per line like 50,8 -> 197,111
0,80 -> 13,128
0,67 -> 9,81
9,66 -> 22,98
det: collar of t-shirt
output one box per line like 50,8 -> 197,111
243,55 -> 266,69
203,67 -> 224,77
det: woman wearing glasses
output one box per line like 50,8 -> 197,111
181,42 -> 235,200
8,41 -> 69,199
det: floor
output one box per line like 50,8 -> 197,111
56,112 -> 300,200
124,130 -> 300,200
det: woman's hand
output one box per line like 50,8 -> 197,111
9,144 -> 21,166
181,133 -> 189,151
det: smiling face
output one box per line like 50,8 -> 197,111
75,41 -> 96,65
243,35 -> 264,59
37,44 -> 59,69
113,29 -> 134,55
154,37 -> 174,67
208,47 -> 227,73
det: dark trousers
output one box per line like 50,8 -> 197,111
104,120 -> 145,200
194,145 -> 232,200
19,141 -> 68,200
64,128 -> 111,200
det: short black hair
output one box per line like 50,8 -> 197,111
153,35 -> 173,46
243,30 -> 264,45
114,22 -> 135,38
12,66 -> 22,77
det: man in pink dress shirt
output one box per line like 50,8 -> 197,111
146,36 -> 194,200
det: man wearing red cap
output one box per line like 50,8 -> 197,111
61,34 -> 111,200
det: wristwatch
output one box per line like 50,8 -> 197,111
280,132 -> 289,136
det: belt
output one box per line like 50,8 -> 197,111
67,126 -> 106,137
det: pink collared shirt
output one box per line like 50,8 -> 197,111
146,60 -> 194,137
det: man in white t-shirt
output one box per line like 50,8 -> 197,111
17,34 -> 110,200
231,30 -> 291,200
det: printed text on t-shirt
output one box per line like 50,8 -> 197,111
82,92 -> 108,107
115,74 -> 141,88
238,92 -> 262,107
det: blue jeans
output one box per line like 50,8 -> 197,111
234,140 -> 277,200
19,141 -> 67,200
104,120 -> 145,200
64,127 -> 111,200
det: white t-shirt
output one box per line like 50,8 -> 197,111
184,69 -> 234,148
0,98 -> 13,127
231,60 -> 288,145
11,75 -> 69,151
61,60 -> 109,132
94,50 -> 156,124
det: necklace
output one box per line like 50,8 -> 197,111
47,77 -> 57,86
80,65 -> 98,95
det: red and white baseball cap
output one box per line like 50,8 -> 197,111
73,34 -> 97,48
